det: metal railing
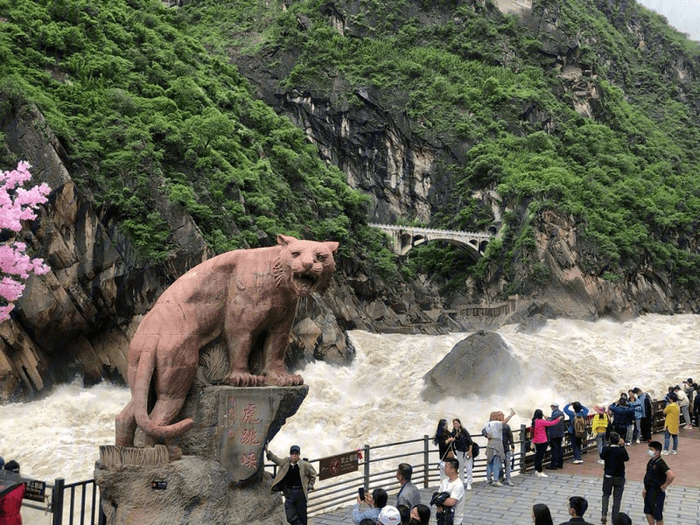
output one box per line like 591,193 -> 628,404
21,400 -> 671,522
275,400 -> 671,517
51,478 -> 106,525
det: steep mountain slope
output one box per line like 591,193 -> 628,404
206,0 -> 700,311
1,0 -> 700,398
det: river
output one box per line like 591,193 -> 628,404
1,314 -> 698,485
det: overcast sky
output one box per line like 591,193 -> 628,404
636,0 -> 700,41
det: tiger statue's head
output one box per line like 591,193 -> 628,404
273,234 -> 339,296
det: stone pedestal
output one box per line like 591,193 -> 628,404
95,456 -> 286,525
96,385 -> 308,524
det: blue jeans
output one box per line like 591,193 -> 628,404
549,437 -> 563,468
487,455 -> 501,482
664,431 -> 678,452
572,435 -> 583,460
596,433 -> 607,456
503,450 -> 512,481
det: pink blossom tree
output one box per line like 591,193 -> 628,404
0,161 -> 51,321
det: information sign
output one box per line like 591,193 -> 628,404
318,451 -> 359,481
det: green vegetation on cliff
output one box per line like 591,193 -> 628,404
2,0 -> 700,298
0,0 -> 383,272
205,0 -> 700,294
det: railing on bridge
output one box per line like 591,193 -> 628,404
370,223 -> 493,256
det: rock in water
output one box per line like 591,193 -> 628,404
421,331 -> 522,401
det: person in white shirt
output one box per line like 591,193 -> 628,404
674,385 -> 692,429
434,458 -> 465,525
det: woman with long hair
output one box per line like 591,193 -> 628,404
434,418 -> 452,481
532,503 -> 554,525
410,504 -> 431,525
447,418 -> 473,489
531,409 -> 563,477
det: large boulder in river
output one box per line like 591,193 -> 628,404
421,331 -> 522,402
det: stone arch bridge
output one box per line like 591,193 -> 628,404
370,224 -> 494,258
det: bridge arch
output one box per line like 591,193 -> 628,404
370,224 -> 494,258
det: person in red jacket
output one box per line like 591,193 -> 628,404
0,460 -> 25,525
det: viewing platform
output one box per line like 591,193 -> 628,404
311,428 -> 700,525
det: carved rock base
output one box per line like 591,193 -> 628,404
95,456 -> 285,525
177,385 -> 309,484
96,385 -> 308,524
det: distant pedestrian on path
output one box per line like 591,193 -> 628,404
531,409 -> 562,477
600,432 -> 629,524
563,402 -> 589,464
591,406 -> 609,463
558,496 -> 595,525
673,385 -> 691,430
608,398 -> 634,446
500,414 -> 515,486
434,419 -> 452,482
634,387 -> 653,443
661,393 -> 679,455
482,408 -> 515,486
547,403 -> 566,470
643,441 -> 675,525
446,418 -> 473,489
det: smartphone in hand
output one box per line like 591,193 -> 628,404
358,487 -> 365,501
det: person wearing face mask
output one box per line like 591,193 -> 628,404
643,441 -> 675,525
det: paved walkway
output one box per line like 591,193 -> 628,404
311,429 -> 700,525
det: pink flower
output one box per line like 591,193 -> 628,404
0,162 -> 51,321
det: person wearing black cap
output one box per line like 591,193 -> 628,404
547,403 -> 566,470
266,444 -> 317,525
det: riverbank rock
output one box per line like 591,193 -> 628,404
421,331 -> 522,402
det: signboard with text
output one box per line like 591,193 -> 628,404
318,451 -> 359,481
217,391 -> 281,482
23,479 -> 46,502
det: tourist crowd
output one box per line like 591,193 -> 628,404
349,377 -> 697,525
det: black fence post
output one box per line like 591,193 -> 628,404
52,478 -> 65,525
519,424 -> 527,473
423,435 -> 430,488
363,444 -> 370,493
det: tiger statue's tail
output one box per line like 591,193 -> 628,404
133,343 -> 195,440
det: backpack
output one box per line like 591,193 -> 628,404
574,414 -> 587,438
471,442 -> 480,458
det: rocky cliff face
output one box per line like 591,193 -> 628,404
0,104 -> 212,401
0,103 -> 447,401
232,0 -> 699,323
529,210 -> 698,319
